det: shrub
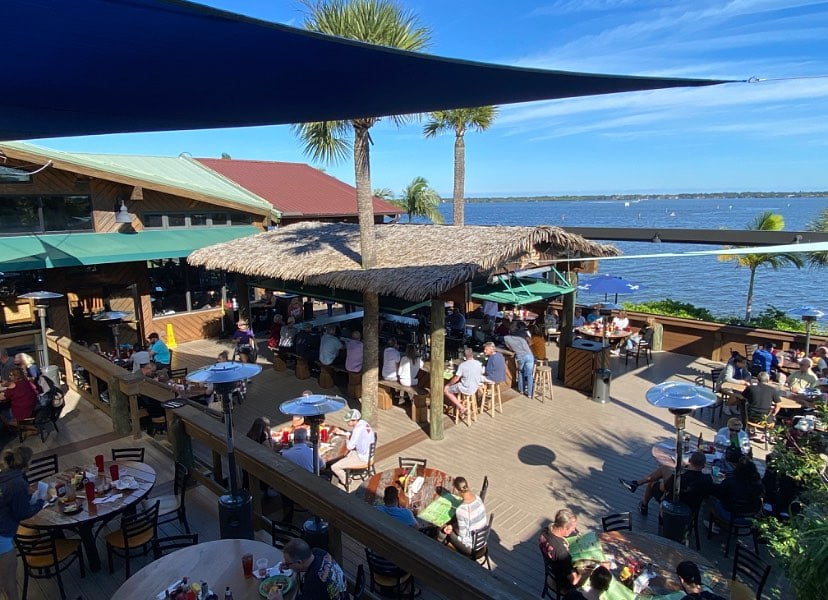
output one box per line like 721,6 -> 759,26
621,299 -> 716,321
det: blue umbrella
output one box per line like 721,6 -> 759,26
578,275 -> 644,303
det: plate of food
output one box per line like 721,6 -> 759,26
259,574 -> 293,597
60,501 -> 82,515
113,476 -> 138,490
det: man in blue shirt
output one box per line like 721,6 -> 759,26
375,485 -> 417,527
751,342 -> 779,376
147,332 -> 171,370
483,342 -> 507,384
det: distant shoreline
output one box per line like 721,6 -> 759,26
452,192 -> 828,203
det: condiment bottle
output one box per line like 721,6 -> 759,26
224,587 -> 233,600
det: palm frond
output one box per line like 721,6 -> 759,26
806,207 -> 828,268
292,121 -> 352,164
423,106 -> 497,138
400,176 -> 443,224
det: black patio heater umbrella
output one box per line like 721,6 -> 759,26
279,394 -> 347,548
787,306 -> 826,356
646,381 -> 716,543
188,360 -> 262,539
18,290 -> 64,373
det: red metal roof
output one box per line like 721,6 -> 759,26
196,157 -> 399,218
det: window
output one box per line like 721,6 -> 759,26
148,258 -> 230,315
210,212 -> 228,226
167,214 -> 186,227
190,213 -> 207,226
144,213 -> 164,228
0,195 -> 92,234
140,211 -> 252,229
230,212 -> 253,225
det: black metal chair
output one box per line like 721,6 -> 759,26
270,520 -> 304,549
707,506 -> 760,557
479,475 -> 489,503
701,367 -> 726,423
351,564 -> 366,600
168,367 -> 188,380
601,512 -> 632,532
469,513 -> 494,569
15,529 -> 85,600
344,439 -> 377,493
540,555 -> 562,599
731,543 -> 771,600
105,500 -> 160,578
154,461 -> 191,533
624,334 -> 652,367
111,447 -> 146,463
26,454 -> 59,482
397,457 -> 427,472
364,548 -> 416,599
153,533 -> 199,558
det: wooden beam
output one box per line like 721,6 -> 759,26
563,226 -> 828,246
177,406 -> 534,600
429,299 -> 445,440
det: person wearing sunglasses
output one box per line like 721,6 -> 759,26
713,417 -> 751,455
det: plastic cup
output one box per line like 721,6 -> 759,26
320,427 -> 329,443
109,464 -> 120,482
281,430 -> 289,445
242,553 -> 254,578
256,558 -> 269,577
712,465 -> 720,478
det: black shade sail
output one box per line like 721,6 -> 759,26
0,0 -> 734,141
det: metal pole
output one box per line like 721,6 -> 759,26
672,413 -> 686,501
804,319 -> 812,356
37,305 -> 49,370
220,386 -> 239,497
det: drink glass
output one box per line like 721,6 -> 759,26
320,427 -> 329,443
712,465 -> 720,478
256,558 -> 269,577
281,430 -> 289,445
242,553 -> 254,578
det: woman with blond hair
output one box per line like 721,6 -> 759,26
1,447 -> 46,600
14,353 -> 40,381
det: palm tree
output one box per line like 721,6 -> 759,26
719,211 -> 804,320
296,0 -> 430,423
423,107 -> 497,226
393,177 -> 444,223
806,207 -> 828,268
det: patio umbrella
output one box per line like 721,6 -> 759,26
787,306 -> 826,355
91,310 -> 132,353
645,381 -> 716,543
188,361 -> 262,538
578,275 -> 644,303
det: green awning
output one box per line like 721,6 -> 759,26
472,275 -> 574,306
252,278 -> 429,315
0,226 -> 259,271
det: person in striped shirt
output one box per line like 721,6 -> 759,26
439,476 -> 487,555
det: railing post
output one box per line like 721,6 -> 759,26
108,376 -> 132,435
167,411 -> 194,468
328,524 -> 343,564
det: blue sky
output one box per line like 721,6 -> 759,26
39,0 -> 828,196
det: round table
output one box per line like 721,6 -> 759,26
22,460 -> 156,572
115,539 -> 296,599
497,310 -> 539,322
360,467 -> 453,529
598,531 -> 731,598
576,326 -> 632,343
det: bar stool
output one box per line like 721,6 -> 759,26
479,381 -> 503,418
532,364 -> 554,403
451,393 -> 477,426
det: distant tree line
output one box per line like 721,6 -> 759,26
454,191 -> 828,203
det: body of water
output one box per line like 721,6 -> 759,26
433,196 -> 827,320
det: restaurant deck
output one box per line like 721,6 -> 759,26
4,338 -> 790,599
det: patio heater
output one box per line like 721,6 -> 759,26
18,291 -> 64,377
787,306 -> 826,356
592,302 -> 620,404
646,381 -> 716,543
279,393 -> 347,549
91,310 -> 131,356
188,361 -> 262,539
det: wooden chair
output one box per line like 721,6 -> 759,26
15,529 -> 85,600
601,512 -> 633,532
153,533 -> 199,558
26,454 -> 59,482
364,548 -> 416,599
398,457 -> 427,472
469,513 -> 494,569
270,520 -> 304,549
154,461 -> 191,533
105,499 -> 160,578
111,447 -> 146,462
730,543 -> 771,600
344,439 -> 377,493
168,367 -> 188,380
479,475 -> 489,503
746,415 -> 775,451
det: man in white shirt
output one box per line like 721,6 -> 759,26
381,338 -> 401,381
129,343 -> 151,373
482,300 -> 499,319
572,307 -> 586,328
318,325 -> 343,366
281,428 -> 325,474
444,348 -> 484,414
611,310 -> 630,331
330,409 -> 375,488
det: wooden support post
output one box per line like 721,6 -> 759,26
237,274 -> 251,324
63,355 -> 76,392
429,299 -> 445,440
90,376 -> 100,405
558,282 -> 577,381
328,525 -> 343,565
108,377 -> 132,435
128,394 -> 142,438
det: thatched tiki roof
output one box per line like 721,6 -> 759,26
188,222 -> 619,302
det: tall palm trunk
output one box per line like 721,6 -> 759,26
354,122 -> 379,424
745,266 -> 757,321
452,132 -> 465,226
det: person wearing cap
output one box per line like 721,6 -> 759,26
675,561 -> 726,600
714,417 -> 751,454
329,408 -> 375,488
280,428 -> 325,474
147,332 -> 171,370
318,325 -> 343,366
788,357 -> 818,392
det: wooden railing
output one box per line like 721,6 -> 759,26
170,405 -> 535,600
46,333 -> 176,438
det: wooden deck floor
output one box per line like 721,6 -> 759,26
2,338 -> 790,599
